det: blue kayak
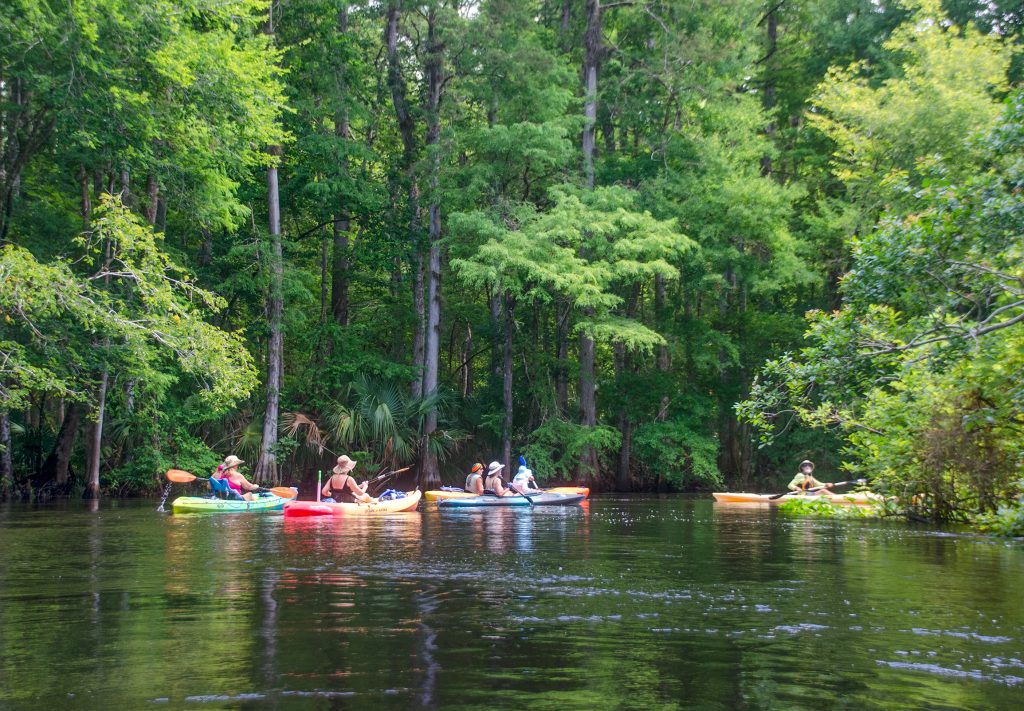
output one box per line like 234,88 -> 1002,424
438,492 -> 585,508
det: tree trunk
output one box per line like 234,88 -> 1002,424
84,371 -> 108,499
332,7 -> 352,327
256,9 -> 284,485
40,403 -> 81,487
144,174 -> 158,225
502,291 -> 516,472
385,2 -> 425,399
257,150 -> 284,484
0,411 -> 13,492
320,225 -> 330,320
419,7 -> 445,488
582,0 -> 601,190
412,249 -> 426,399
655,272 -> 670,420
578,0 -> 602,480
555,299 -> 570,414
760,4 -> 778,177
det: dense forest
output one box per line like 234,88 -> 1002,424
1,0 -> 1022,521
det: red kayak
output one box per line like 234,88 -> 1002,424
283,490 -> 422,517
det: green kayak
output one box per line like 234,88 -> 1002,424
171,492 -> 292,514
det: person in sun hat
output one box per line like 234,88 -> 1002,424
483,461 -> 513,497
321,454 -> 375,504
464,462 -> 486,496
787,460 -> 835,497
222,455 -> 261,501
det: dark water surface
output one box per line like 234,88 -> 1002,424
1,496 -> 1022,710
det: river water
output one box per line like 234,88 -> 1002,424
0,496 -> 1021,709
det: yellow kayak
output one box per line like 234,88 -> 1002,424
283,490 -> 422,517
425,486 -> 589,502
712,492 -> 886,505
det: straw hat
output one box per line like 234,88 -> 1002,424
333,455 -> 357,475
486,461 -> 504,477
223,455 -> 244,469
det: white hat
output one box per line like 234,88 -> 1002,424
487,461 -> 504,476
223,455 -> 244,469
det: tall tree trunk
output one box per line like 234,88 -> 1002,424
256,8 -> 284,485
501,291 -> 516,472
655,273 -> 670,421
578,0 -> 602,480
412,250 -> 426,399
0,411 -> 13,493
555,299 -> 570,414
582,0 -> 601,190
385,2 -> 424,399
257,148 -> 284,485
320,225 -> 330,321
84,371 -> 108,499
760,4 -> 778,177
420,7 -> 445,488
332,6 -> 352,327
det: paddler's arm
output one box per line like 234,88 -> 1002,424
238,474 -> 260,492
787,474 -> 803,492
347,476 -> 376,504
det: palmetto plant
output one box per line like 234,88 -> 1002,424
283,375 -> 466,479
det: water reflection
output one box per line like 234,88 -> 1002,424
0,498 -> 1021,710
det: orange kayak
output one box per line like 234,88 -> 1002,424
425,486 -> 589,502
712,492 -> 886,505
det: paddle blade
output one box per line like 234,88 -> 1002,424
166,469 -> 197,484
267,486 -> 298,499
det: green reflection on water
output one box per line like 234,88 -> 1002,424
0,497 -> 1021,709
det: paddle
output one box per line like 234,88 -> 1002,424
768,478 -> 867,500
165,469 -> 298,499
508,482 -> 536,507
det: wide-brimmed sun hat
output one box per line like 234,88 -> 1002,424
223,455 -> 244,469
486,461 -> 504,476
333,455 -> 357,475
799,460 -> 815,471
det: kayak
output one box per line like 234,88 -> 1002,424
712,492 -> 887,505
425,486 -> 589,502
283,490 -> 422,517
171,492 -> 294,513
438,492 -> 586,508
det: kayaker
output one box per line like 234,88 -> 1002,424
512,463 -> 539,492
322,455 -> 375,504
222,455 -> 261,501
787,460 -> 834,496
483,461 -> 512,496
464,462 -> 485,496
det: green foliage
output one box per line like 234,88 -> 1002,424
631,420 -> 722,489
777,496 -> 881,519
524,418 -> 621,484
741,87 -> 1024,523
975,482 -> 1024,537
810,0 -> 1013,210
